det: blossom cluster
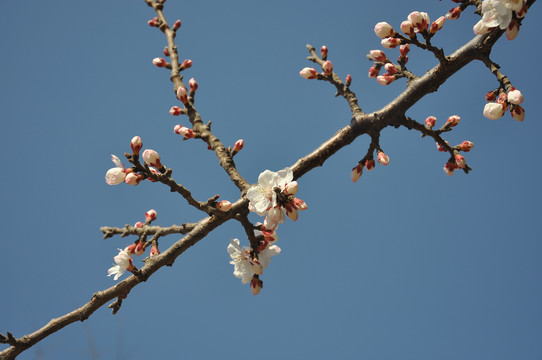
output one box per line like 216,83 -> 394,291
473,0 -> 527,40
107,209 -> 160,280
483,88 -> 525,121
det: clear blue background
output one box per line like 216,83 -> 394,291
1,1 -> 541,359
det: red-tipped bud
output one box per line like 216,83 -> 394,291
250,277 -> 263,295
399,44 -> 410,57
408,11 -> 430,32
446,7 -> 461,20
455,154 -> 466,169
169,106 -> 184,116
443,162 -> 455,176
163,47 -> 170,57
145,209 -> 157,222
459,141 -> 474,152
148,17 -> 158,27
322,60 -> 333,75
351,164 -> 363,183
174,125 -> 195,139
135,240 -> 145,256
374,22 -> 395,38
446,115 -> 461,127
377,152 -> 390,166
172,19 -> 181,30
486,90 -> 498,102
142,149 -> 163,169
320,45 -> 328,59
437,141 -> 449,152
365,159 -> 375,171
429,16 -> 446,34
217,200 -> 232,212
124,172 -> 143,185
131,136 -> 143,155
299,67 -> 318,79
384,63 -> 397,75
511,105 -> 525,122
368,50 -> 387,62
381,37 -> 401,49
377,74 -> 395,85
400,20 -> 415,37
293,198 -> 308,211
150,244 -> 160,257
124,243 -> 137,256
368,65 -> 380,78
232,139 -> 244,154
506,20 -> 519,40
345,74 -> 352,86
176,86 -> 188,103
134,221 -> 144,228
152,57 -> 168,68
507,88 -> 523,105
425,116 -> 437,129
180,59 -> 192,70
189,77 -> 198,93
283,181 -> 298,195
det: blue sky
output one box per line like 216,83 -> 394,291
1,1 -> 541,359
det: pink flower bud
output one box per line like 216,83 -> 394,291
369,50 -> 387,62
486,91 -> 497,102
293,198 -> 308,211
172,19 -> 181,30
429,16 -> 446,34
134,221 -> 144,228
169,106 -> 184,116
446,7 -> 461,20
507,88 -> 523,105
506,20 -> 519,40
322,60 -> 333,75
148,17 -> 157,27
365,159 -> 375,171
511,105 -> 525,122
124,172 -> 143,185
320,45 -> 328,59
443,162 -> 455,176
437,141 -> 449,152
455,154 -> 466,169
374,22 -> 395,38
145,209 -> 157,222
377,74 -> 395,85
446,115 -> 460,127
176,126 -> 195,139
124,243 -> 137,256
232,139 -> 244,154
283,181 -> 298,195
189,77 -> 198,92
368,65 -> 380,78
345,74 -> 352,86
384,63 -> 397,75
152,57 -> 168,68
299,67 -> 318,79
377,152 -> 390,166
399,44 -> 410,57
163,47 -> 170,57
250,277 -> 262,295
473,19 -> 491,35
516,4 -> 528,18
135,240 -> 145,256
351,164 -> 362,183
400,20 -> 415,37
408,11 -> 429,32
217,200 -> 232,212
142,149 -> 163,168
425,116 -> 437,129
483,103 -> 505,120
459,141 -> 474,152
180,59 -> 192,70
381,37 -> 401,49
131,136 -> 143,155
176,86 -> 188,103
150,244 -> 160,257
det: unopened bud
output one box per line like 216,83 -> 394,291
176,86 -> 188,103
169,106 -> 184,116
232,139 -> 244,154
437,141 -> 449,152
455,154 -> 466,169
299,67 -> 318,79
459,141 -> 474,152
377,74 -> 395,85
425,116 -> 436,129
135,240 -> 145,256
148,17 -> 157,27
189,77 -> 198,93
443,162 -> 455,176
293,198 -> 308,211
365,159 -> 375,171
217,200 -> 232,212
172,19 -> 181,30
345,74 -> 352,86
283,181 -> 298,195
446,7 -> 461,20
142,149 -> 163,169
510,105 -> 525,122
381,37 -> 401,49
368,50 -> 387,62
384,63 -> 397,75
400,20 -> 415,37
322,60 -> 333,75
445,115 -> 460,127
152,57 -> 168,68
408,11 -> 429,32
145,209 -> 157,222
486,90 -> 497,102
399,44 -> 410,57
320,45 -> 328,60
163,47 -> 170,57
250,276 -> 263,295
125,172 -> 143,185
175,126 -> 195,139
374,22 -> 395,38
180,59 -> 192,70
134,221 -> 144,228
368,65 -> 380,78
483,103 -> 505,120
429,16 -> 445,34
377,152 -> 390,166
124,243 -> 137,256
131,136 -> 143,155
351,164 -> 363,183
150,244 -> 160,257
507,88 -> 523,105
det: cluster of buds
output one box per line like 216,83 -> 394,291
483,88 -> 525,121
299,45 -> 337,80
350,156 -> 382,183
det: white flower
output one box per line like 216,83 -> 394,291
246,168 -> 294,216
480,0 -> 514,30
483,102 -> 505,119
227,239 -> 281,284
107,249 -> 133,280
259,244 -> 281,270
105,155 -> 127,185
